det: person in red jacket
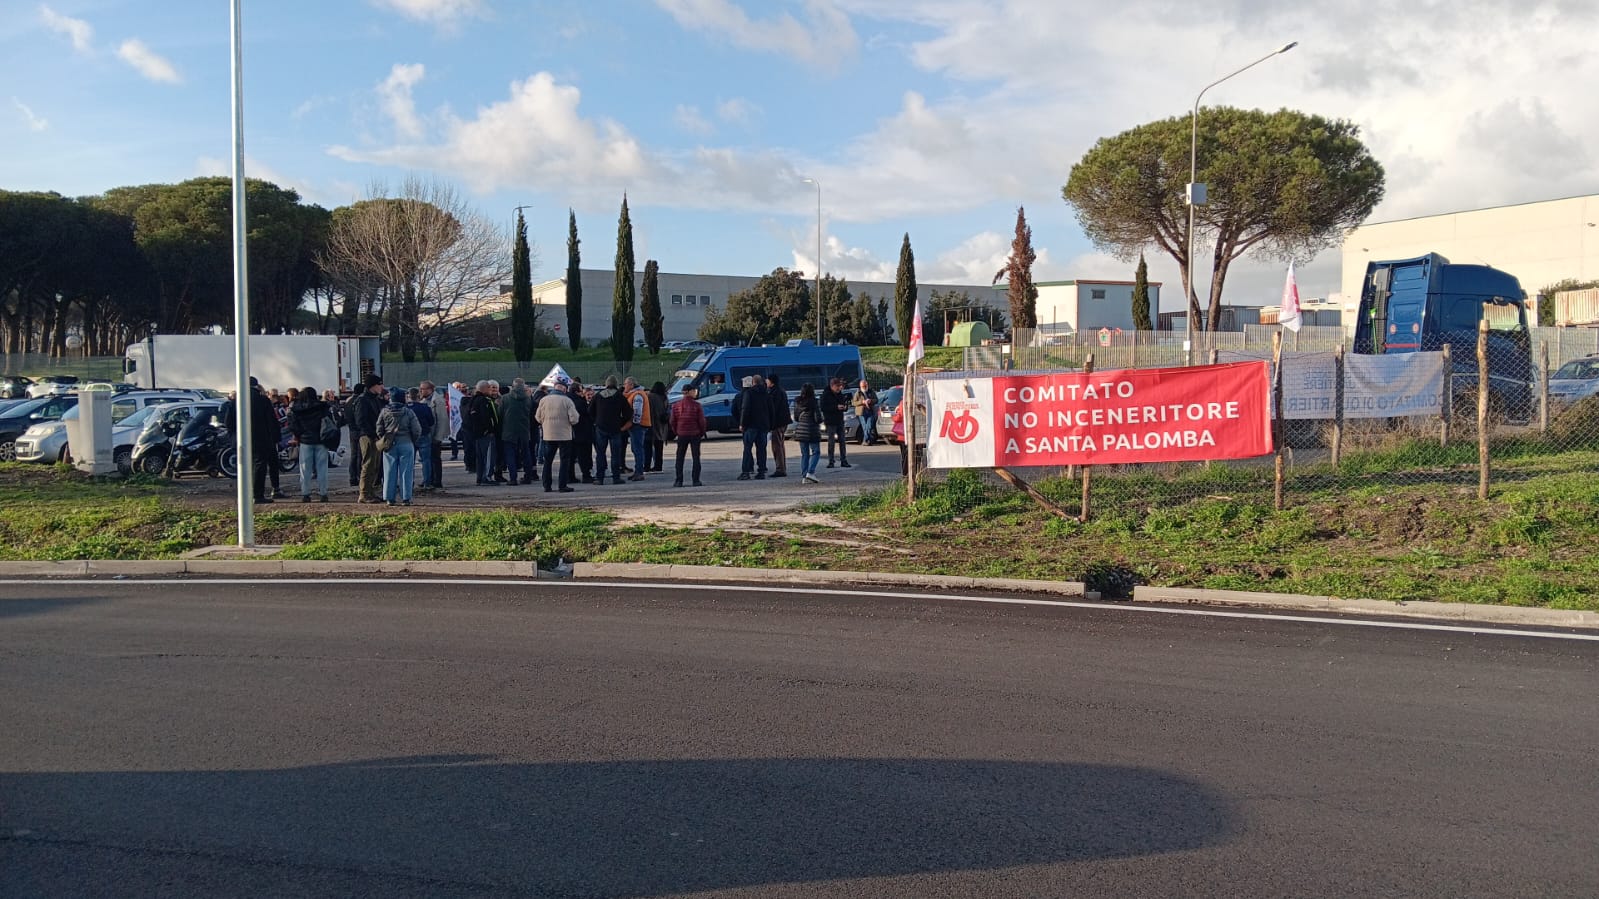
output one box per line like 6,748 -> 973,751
669,385 -> 709,487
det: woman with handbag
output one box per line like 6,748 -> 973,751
377,387 -> 423,506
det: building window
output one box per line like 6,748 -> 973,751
672,294 -> 683,305
685,295 -> 696,306
701,295 -> 710,305
1090,288 -> 1107,300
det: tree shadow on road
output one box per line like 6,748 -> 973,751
1,754 -> 1234,896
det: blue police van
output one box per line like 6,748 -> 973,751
668,340 -> 864,433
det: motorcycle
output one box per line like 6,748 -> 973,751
166,413 -> 238,479
130,414 -> 177,475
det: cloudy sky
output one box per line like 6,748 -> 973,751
5,0 -> 1595,311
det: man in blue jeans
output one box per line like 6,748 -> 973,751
733,375 -> 771,480
589,376 -> 630,485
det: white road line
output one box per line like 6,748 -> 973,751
2,577 -> 1597,643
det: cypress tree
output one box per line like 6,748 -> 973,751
640,259 -> 664,355
1131,253 -> 1153,331
565,209 -> 582,350
994,207 -> 1039,331
510,210 -> 535,363
611,196 -> 636,361
894,233 -> 917,346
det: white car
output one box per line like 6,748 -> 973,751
12,391 -> 210,469
26,376 -> 80,398
1549,355 -> 1599,411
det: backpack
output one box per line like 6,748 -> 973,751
319,413 -> 340,449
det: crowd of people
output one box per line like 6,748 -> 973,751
226,369 -> 900,508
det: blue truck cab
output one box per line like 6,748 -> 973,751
1352,253 -> 1532,421
668,340 -> 864,433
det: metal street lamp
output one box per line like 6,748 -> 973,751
1185,41 -> 1296,364
230,0 -> 253,546
801,177 -> 822,343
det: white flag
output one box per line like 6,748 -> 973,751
906,294 -> 925,367
1279,261 -> 1302,333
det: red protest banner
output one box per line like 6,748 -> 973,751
992,363 -> 1272,465
981,362 -> 1272,466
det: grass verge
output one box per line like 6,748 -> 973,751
5,439 -> 1599,612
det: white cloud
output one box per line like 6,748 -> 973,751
653,0 -> 858,69
674,104 -> 713,136
116,38 -> 181,84
39,5 -> 92,53
371,0 -> 486,28
12,98 -> 48,132
330,72 -> 650,196
716,97 -> 758,124
378,63 -> 427,139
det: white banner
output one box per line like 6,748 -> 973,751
1343,353 -> 1445,419
1221,351 -> 1445,420
925,378 -> 997,469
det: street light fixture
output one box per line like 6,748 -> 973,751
801,177 -> 822,344
1185,40 -> 1297,364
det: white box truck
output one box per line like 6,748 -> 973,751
124,335 -> 382,393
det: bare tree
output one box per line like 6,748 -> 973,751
318,176 -> 519,361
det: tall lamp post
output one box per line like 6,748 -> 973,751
230,0 -> 253,546
801,177 -> 822,344
1185,41 -> 1296,364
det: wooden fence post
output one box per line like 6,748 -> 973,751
1477,320 -> 1489,500
1440,343 -> 1452,447
1272,331 -> 1285,511
1538,342 -> 1550,434
1079,354 -> 1094,522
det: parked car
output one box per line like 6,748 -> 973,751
12,390 -> 209,467
0,375 -> 34,398
27,375 -> 80,398
1548,354 -> 1599,411
875,385 -> 904,444
0,395 -> 79,461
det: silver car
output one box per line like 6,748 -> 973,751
13,391 -> 209,468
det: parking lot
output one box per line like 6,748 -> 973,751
177,434 -> 908,523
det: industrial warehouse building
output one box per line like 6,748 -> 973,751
528,269 -> 1003,344
1339,193 -> 1599,321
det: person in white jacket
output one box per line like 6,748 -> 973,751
419,380 -> 450,490
534,377 -> 581,492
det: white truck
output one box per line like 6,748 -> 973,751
123,335 -> 382,393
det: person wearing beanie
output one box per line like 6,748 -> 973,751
352,372 -> 387,502
376,385 -> 422,506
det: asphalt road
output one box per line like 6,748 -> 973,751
3,580 -> 1597,898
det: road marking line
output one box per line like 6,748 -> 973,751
2,578 -> 1597,643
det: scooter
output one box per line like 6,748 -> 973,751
129,415 -> 176,475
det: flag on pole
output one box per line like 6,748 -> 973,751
906,294 -> 925,367
1279,261 -> 1303,333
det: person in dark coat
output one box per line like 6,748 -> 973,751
734,375 -> 771,480
570,379 -> 595,483
465,380 -> 503,486
820,377 -> 851,468
589,376 -> 631,485
765,373 -> 791,478
647,382 -> 671,472
287,386 -> 332,502
791,382 -> 823,483
352,373 -> 388,502
224,376 -> 282,504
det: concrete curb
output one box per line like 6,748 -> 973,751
1,559 -> 1592,630
571,562 -> 1090,597
1133,586 -> 1599,630
0,560 -> 559,579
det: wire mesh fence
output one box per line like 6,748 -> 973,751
911,326 -> 1599,521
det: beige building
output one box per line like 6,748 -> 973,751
531,268 -> 1001,345
1340,194 -> 1599,316
1035,279 -> 1163,333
